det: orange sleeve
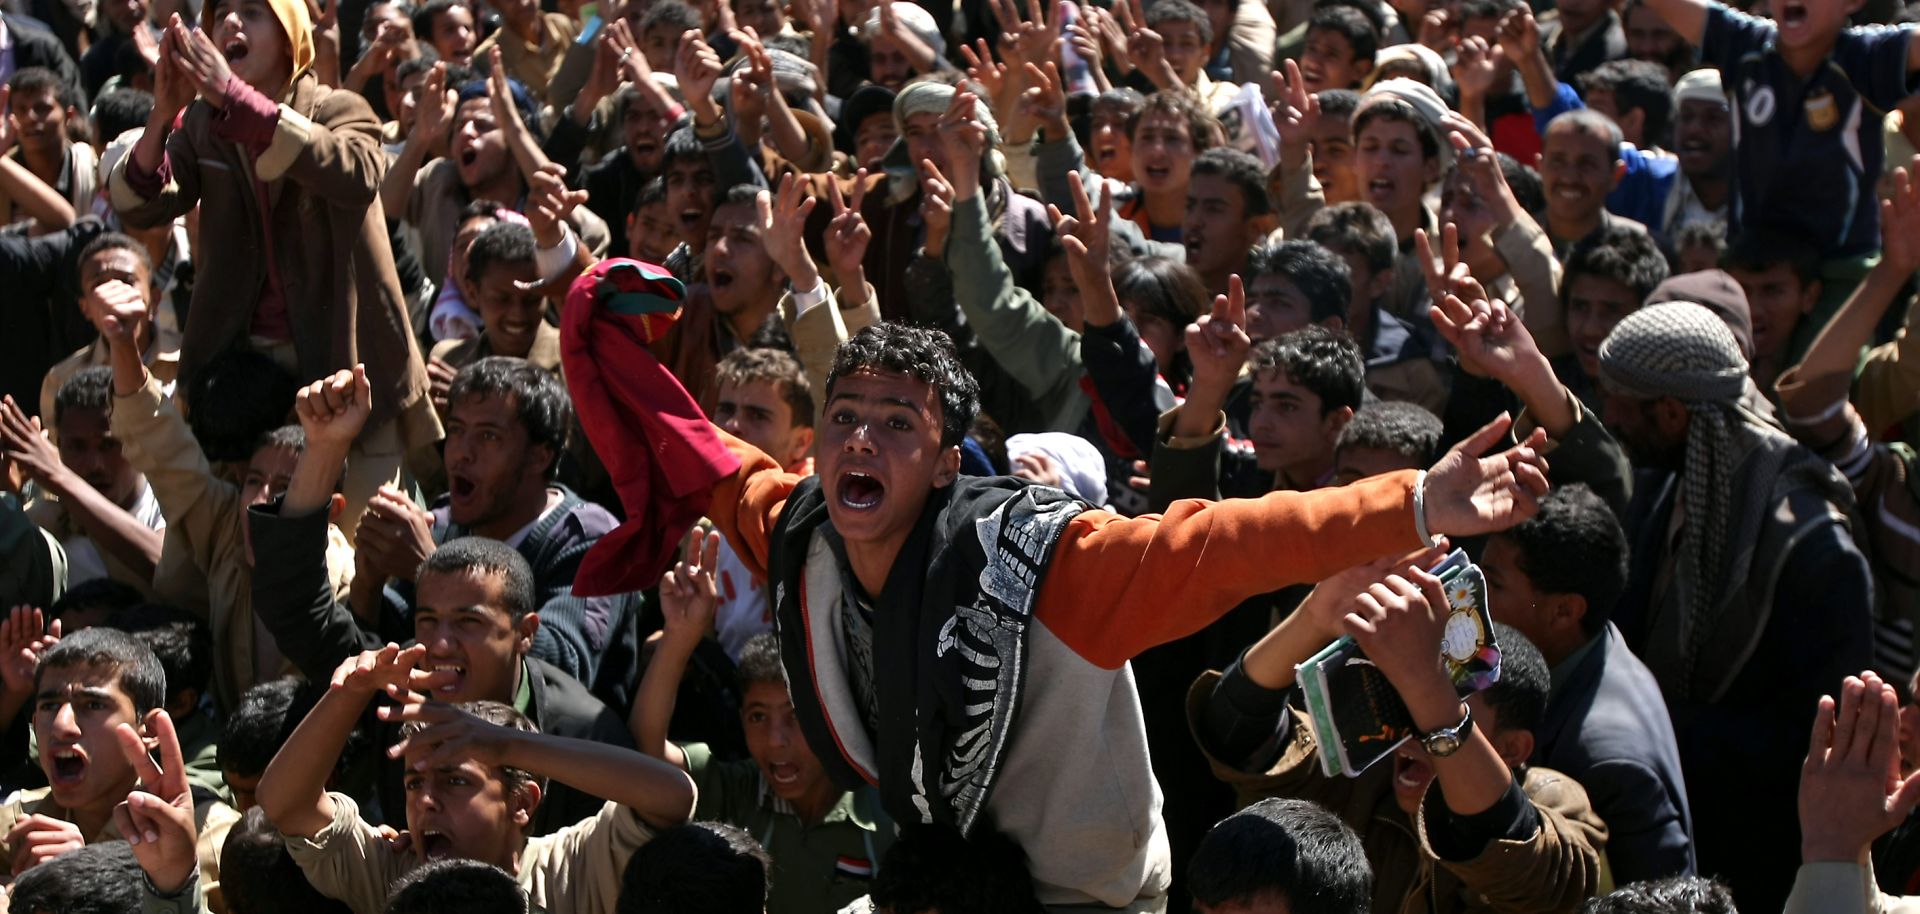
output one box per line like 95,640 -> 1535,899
705,428 -> 803,581
1035,470 -> 1424,670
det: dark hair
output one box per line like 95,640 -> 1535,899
1188,797 -> 1372,914
1547,108 -> 1625,154
454,77 -> 543,145
1498,152 -> 1546,214
388,859 -> 528,914
827,323 -> 980,449
1562,224 -> 1669,303
395,50 -> 442,85
869,822 -> 1046,914
1674,219 -> 1728,257
640,0 -> 702,38
1498,484 -> 1628,637
1578,59 -> 1675,150
1248,240 -> 1352,325
1249,326 -> 1365,415
459,197 -> 511,225
253,425 -> 308,462
1145,0 -> 1213,46
1306,202 -> 1396,275
7,841 -> 141,914
107,603 -> 213,707
634,175 -> 669,214
1353,98 -> 1441,164
6,67 -> 72,110
221,677 -> 362,779
1091,86 -> 1147,117
1483,623 -> 1549,736
418,537 -> 538,622
661,126 -> 707,172
1580,875 -> 1739,914
617,821 -> 772,914
412,0 -> 466,41
734,632 -> 786,691
1315,87 -> 1361,120
1336,401 -> 1442,462
1127,90 -> 1224,151
464,221 -> 538,286
1459,0 -> 1525,19
186,349 -> 299,464
36,626 -> 166,715
398,700 -> 542,796
716,347 -> 813,429
720,183 -> 765,208
447,356 -> 574,478
91,88 -> 154,143
222,806 -> 354,914
79,231 -> 154,279
1307,4 -> 1379,66
49,577 -> 144,622
54,366 -> 114,426
1720,227 -> 1821,286
1113,255 -> 1210,333
1314,0 -> 1386,38
1190,147 -> 1273,217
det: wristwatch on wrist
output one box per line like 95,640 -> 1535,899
1417,703 -> 1474,758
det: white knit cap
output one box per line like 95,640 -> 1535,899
860,2 -> 945,58
1674,68 -> 1726,107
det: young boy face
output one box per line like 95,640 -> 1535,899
705,199 -> 782,319
816,369 -> 959,551
1307,107 -> 1358,204
622,93 -> 675,173
1564,273 -> 1642,380
1184,173 -> 1258,280
402,755 -> 534,866
1356,118 -> 1437,230
56,407 -> 139,509
388,64 -> 430,132
715,378 -> 813,467
1088,100 -> 1135,182
740,680 -> 831,805
1538,123 -> 1620,228
1727,261 -> 1818,366
35,663 -> 145,817
444,392 -> 552,532
1245,274 -> 1317,342
1300,27 -> 1362,93
431,4 -> 478,63
470,260 -> 545,360
1247,368 -> 1345,476
734,0 -> 786,41
642,23 -> 681,72
853,111 -> 898,172
210,0 -> 294,96
452,99 -> 514,191
413,567 -> 539,706
8,87 -> 69,159
663,156 -> 718,250
238,443 -> 300,568
451,214 -> 500,301
867,34 -> 915,90
1155,19 -> 1208,86
1122,302 -> 1184,373
1041,253 -> 1085,332
492,0 -> 539,30
902,112 -> 951,184
628,199 -> 680,265
1132,111 -> 1197,198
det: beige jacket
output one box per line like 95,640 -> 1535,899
0,786 -> 239,912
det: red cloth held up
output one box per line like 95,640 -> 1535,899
561,258 -> 742,597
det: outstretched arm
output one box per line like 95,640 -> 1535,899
1636,0 -> 1708,45
628,529 -> 720,769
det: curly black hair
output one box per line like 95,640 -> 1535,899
827,324 -> 980,449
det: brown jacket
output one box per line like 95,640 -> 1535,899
108,71 -> 437,447
1187,672 -> 1609,914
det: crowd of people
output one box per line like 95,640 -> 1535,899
0,0 -> 1918,906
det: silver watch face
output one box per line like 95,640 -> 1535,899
1425,732 -> 1463,757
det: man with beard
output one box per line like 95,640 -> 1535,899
1599,301 -> 1872,913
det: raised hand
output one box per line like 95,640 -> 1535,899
380,699 -> 524,770
1016,60 -> 1069,142
918,158 -> 955,256
1417,7 -> 1454,52
149,23 -> 197,122
1129,19 -> 1172,89
1442,116 -> 1521,229
1420,414 -> 1551,537
658,526 -> 720,651
1414,223 -> 1490,319
426,355 -> 458,418
293,365 -> 373,453
1185,275 -> 1253,392
6,813 -> 84,875
675,29 -> 725,122
329,643 -> 455,697
824,172 -> 873,286
1048,170 -> 1112,297
1881,158 -> 1920,276
166,16 -> 237,108
413,62 -> 455,141
937,89 -> 990,200
90,278 -> 150,351
113,710 -> 197,894
1801,671 -> 1920,864
606,20 -> 652,84
524,162 -> 588,251
1271,59 -> 1320,170
1089,4 -> 1131,75
0,398 -> 64,489
0,606 -> 57,699
763,173 -> 821,289
1294,543 -> 1450,644
1496,9 -> 1540,65
355,486 -> 437,584
1452,35 -> 1498,99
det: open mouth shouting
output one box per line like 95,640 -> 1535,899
836,469 -> 886,512
49,745 -> 89,788
418,828 -> 457,860
1779,0 -> 1809,29
222,33 -> 250,63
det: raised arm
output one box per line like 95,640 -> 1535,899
0,394 -> 162,578
259,645 -> 455,838
1637,0 -> 1708,45
381,62 -> 453,219
385,697 -> 698,829
627,529 -> 719,768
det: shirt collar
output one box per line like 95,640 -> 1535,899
1547,632 -> 1603,703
